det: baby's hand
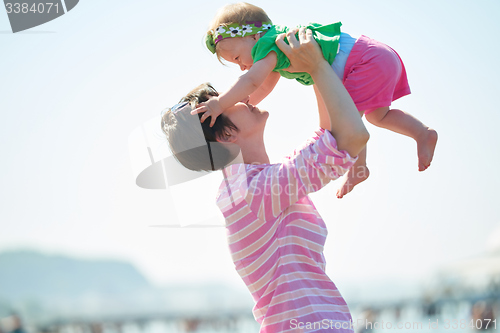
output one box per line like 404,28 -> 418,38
191,97 -> 224,127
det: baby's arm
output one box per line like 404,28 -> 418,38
249,71 -> 280,105
192,52 -> 278,127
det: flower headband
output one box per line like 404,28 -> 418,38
205,21 -> 273,54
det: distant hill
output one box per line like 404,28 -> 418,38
0,250 -> 253,320
0,250 -> 153,301
0,249 -> 163,319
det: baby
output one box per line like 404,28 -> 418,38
193,2 -> 437,198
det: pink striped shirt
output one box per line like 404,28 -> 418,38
216,129 -> 357,332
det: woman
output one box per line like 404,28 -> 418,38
162,28 -> 369,332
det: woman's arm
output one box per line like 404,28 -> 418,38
249,71 -> 280,105
313,84 -> 331,131
239,130 -> 357,221
192,52 -> 278,127
276,28 -> 369,157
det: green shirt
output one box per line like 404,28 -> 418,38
251,22 -> 342,86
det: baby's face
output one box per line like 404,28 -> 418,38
218,36 -> 257,71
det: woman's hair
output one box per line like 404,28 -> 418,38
207,2 -> 272,61
161,83 -> 240,172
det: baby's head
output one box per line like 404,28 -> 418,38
206,2 -> 272,70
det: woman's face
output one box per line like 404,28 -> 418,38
222,98 -> 269,141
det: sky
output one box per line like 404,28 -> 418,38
1,0 -> 500,302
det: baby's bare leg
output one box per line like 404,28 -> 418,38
365,107 -> 438,171
337,144 -> 369,198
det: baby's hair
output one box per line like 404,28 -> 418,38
161,83 -> 240,171
207,2 -> 272,62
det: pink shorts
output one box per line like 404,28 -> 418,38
343,35 -> 411,114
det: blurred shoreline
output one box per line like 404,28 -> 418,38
1,249 -> 498,333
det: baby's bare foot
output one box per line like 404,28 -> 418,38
337,165 -> 370,199
417,128 -> 438,171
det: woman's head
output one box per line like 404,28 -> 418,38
161,83 -> 240,171
206,2 -> 272,64
161,83 -> 269,170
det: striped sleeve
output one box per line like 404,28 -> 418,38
246,130 -> 357,221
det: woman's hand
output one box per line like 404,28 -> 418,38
277,27 -> 369,157
275,27 -> 326,75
